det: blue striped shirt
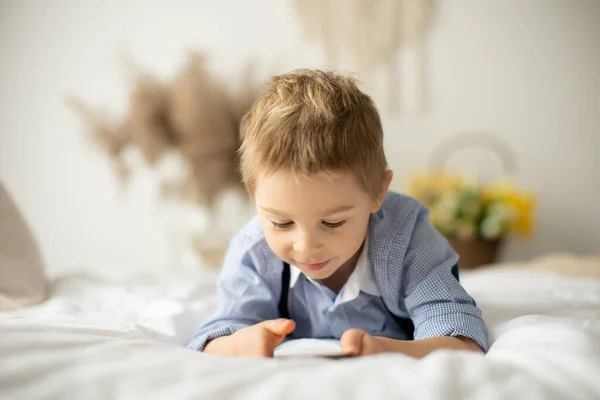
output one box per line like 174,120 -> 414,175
187,192 -> 488,352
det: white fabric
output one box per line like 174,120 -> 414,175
1,269 -> 600,400
0,182 -> 47,311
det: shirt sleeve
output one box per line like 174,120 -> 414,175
186,238 -> 281,352
402,206 -> 489,352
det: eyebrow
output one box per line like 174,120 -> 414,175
260,204 -> 356,218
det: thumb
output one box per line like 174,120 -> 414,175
340,329 -> 366,356
261,319 -> 296,355
261,318 -> 296,337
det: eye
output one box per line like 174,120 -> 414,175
271,221 -> 294,230
322,220 -> 346,229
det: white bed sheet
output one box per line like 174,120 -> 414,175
1,268 -> 599,400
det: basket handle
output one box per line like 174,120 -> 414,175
429,132 -> 518,177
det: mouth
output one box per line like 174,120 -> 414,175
301,259 -> 331,271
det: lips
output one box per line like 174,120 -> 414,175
303,259 -> 330,271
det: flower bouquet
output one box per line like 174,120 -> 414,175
406,172 -> 536,268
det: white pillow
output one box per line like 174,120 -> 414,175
0,182 -> 48,311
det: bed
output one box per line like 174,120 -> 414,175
1,260 -> 600,400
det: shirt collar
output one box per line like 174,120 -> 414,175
289,234 -> 381,302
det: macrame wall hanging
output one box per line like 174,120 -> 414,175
293,0 -> 434,114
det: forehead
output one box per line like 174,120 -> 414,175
254,169 -> 370,215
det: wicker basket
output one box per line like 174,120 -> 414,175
429,132 -> 518,269
446,236 -> 503,269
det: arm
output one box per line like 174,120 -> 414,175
400,207 -> 488,353
187,236 -> 286,354
341,330 -> 483,358
341,205 -> 488,357
204,318 -> 295,357
380,335 -> 483,357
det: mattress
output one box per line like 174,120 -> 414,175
1,268 -> 599,400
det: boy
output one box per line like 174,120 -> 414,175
187,69 -> 488,358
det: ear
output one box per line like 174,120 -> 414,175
371,170 -> 393,213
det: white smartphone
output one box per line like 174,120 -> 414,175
274,338 -> 354,359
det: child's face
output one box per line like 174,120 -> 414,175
254,169 -> 388,281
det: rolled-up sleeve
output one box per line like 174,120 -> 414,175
402,208 -> 489,352
187,237 -> 280,352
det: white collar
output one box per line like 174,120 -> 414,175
289,235 -> 381,303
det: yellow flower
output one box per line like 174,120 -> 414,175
405,172 -> 536,238
483,180 -> 536,236
505,191 -> 536,235
456,219 -> 477,240
406,172 -> 466,205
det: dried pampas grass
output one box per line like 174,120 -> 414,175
67,52 -> 262,208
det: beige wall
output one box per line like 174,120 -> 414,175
1,0 -> 598,276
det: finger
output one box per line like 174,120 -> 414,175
340,329 -> 366,356
262,331 -> 289,357
261,320 -> 296,357
261,318 -> 296,337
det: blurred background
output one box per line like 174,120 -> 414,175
1,0 -> 599,278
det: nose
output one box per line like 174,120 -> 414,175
292,228 -> 323,256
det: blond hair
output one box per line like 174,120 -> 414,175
238,69 -> 387,200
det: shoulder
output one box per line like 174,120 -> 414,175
222,214 -> 281,279
369,190 -> 457,279
379,191 -> 427,221
228,214 -> 266,251
370,191 -> 430,242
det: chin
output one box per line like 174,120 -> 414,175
303,264 -> 338,280
304,270 -> 328,280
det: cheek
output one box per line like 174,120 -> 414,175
330,222 -> 369,256
262,229 -> 291,259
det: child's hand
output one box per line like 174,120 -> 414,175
204,319 -> 296,357
340,329 -> 385,357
